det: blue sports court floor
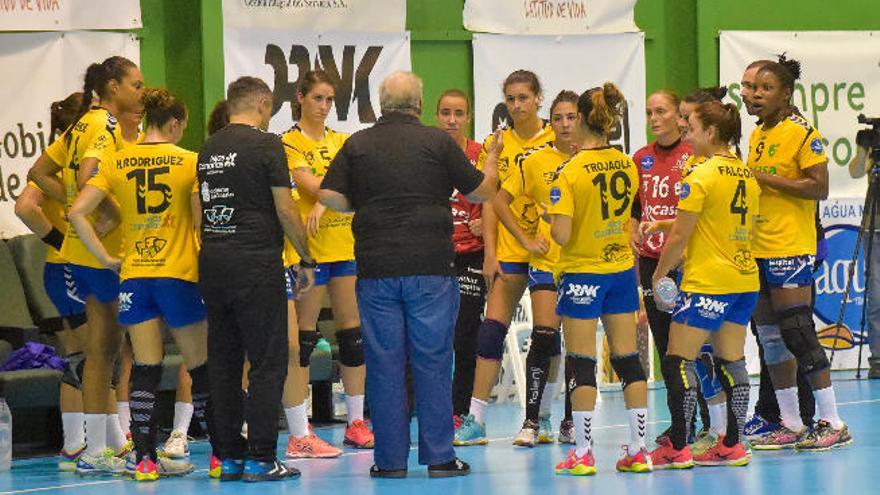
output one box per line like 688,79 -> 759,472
2,372 -> 876,495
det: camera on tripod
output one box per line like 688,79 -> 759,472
853,114 -> 880,175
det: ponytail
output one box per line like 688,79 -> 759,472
578,81 -> 625,136
694,101 -> 742,158
49,92 -> 84,143
68,56 -> 137,142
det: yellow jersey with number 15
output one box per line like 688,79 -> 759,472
548,146 -> 638,275
479,122 -> 555,263
747,114 -> 826,258
501,144 -> 567,273
45,108 -> 125,268
87,143 -> 199,283
677,154 -> 761,294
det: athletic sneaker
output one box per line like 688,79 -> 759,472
242,459 -> 300,482
286,432 -> 342,458
795,420 -> 853,451
513,419 -> 539,447
743,414 -> 780,440
76,448 -> 127,477
219,458 -> 245,481
453,415 -> 488,446
616,446 -> 652,472
58,445 -> 85,471
650,443 -> 694,470
344,419 -> 375,449
208,456 -> 222,479
694,436 -> 750,466
114,440 -> 134,459
690,430 -> 718,458
162,431 -> 190,458
538,416 -> 554,443
557,419 -> 575,444
750,424 -> 806,450
453,414 -> 465,430
125,453 -> 195,480
555,449 -> 596,476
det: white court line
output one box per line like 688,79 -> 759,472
4,402 -> 879,495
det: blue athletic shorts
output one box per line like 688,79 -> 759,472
314,260 -> 357,286
68,264 -> 119,304
285,266 -> 298,300
118,278 -> 206,328
43,262 -> 86,317
757,255 -> 815,289
499,261 -> 529,276
556,268 -> 639,319
671,291 -> 759,332
528,266 -> 556,292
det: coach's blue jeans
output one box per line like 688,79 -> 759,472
356,275 -> 460,470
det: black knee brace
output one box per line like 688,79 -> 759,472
528,327 -> 558,364
610,352 -> 646,389
299,331 -> 320,367
336,327 -> 365,367
778,305 -> 830,374
64,312 -> 87,330
551,329 -> 562,357
477,319 -> 508,360
61,352 -> 84,390
565,353 -> 597,392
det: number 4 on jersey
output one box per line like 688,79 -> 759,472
729,179 -> 747,225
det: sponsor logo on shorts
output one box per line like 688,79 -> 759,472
118,292 -> 133,313
694,296 -> 728,320
565,283 -> 600,305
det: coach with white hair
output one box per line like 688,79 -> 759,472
320,71 -> 499,478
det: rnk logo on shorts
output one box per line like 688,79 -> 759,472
694,296 -> 729,320
565,283 -> 600,305
118,292 -> 133,313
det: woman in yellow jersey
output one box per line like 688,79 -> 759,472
280,70 -> 373,457
745,56 -> 851,451
27,56 -> 143,477
455,70 -> 555,446
69,89 -> 208,481
493,90 -> 578,447
548,83 -> 648,476
15,92 -> 91,471
647,101 -> 759,469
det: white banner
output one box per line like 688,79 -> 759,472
224,28 -> 411,135
0,0 -> 140,31
472,33 -> 646,154
0,31 -> 140,239
464,0 -> 637,35
222,0 -> 405,33
720,31 -> 880,199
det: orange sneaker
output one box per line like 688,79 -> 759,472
208,456 -> 222,479
651,442 -> 694,470
344,420 -> 375,449
555,449 -> 597,476
694,436 -> 750,466
286,432 -> 342,459
616,445 -> 652,472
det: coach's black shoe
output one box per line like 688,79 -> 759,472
241,459 -> 300,482
428,458 -> 470,478
369,464 -> 407,478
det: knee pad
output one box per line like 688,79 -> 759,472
661,354 -> 697,392
551,329 -> 562,357
527,326 -> 558,365
694,351 -> 722,400
756,323 -> 795,365
61,352 -> 84,390
477,319 -> 508,360
299,331 -> 320,367
565,353 -> 597,392
778,306 -> 830,374
336,327 -> 365,367
610,352 -> 646,389
715,358 -> 749,388
64,312 -> 87,330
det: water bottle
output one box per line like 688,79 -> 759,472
654,276 -> 679,313
0,398 -> 12,472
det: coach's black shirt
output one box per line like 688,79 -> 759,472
197,123 -> 291,285
321,112 -> 484,279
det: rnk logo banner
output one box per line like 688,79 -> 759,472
224,28 -> 411,135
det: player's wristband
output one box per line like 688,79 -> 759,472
299,259 -> 318,269
41,227 -> 64,251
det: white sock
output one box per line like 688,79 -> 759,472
573,410 -> 593,457
84,414 -> 108,457
775,387 -> 805,431
106,413 -> 127,451
540,379 -> 560,417
814,386 -> 844,429
61,412 -> 86,452
628,408 -> 647,452
116,402 -> 131,435
345,395 -> 365,423
469,398 -> 488,424
708,402 -> 728,436
285,402 -> 310,438
173,402 -> 194,434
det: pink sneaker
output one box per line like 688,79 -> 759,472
344,420 -> 375,449
286,432 -> 342,458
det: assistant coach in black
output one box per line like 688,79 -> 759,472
198,76 -> 315,482
319,71 -> 500,478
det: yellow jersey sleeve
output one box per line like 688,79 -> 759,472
87,166 -> 113,195
501,168 -> 524,199
677,170 -> 708,214
548,172 -> 574,218
797,129 -> 828,170
82,118 -> 121,164
45,137 -> 68,167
